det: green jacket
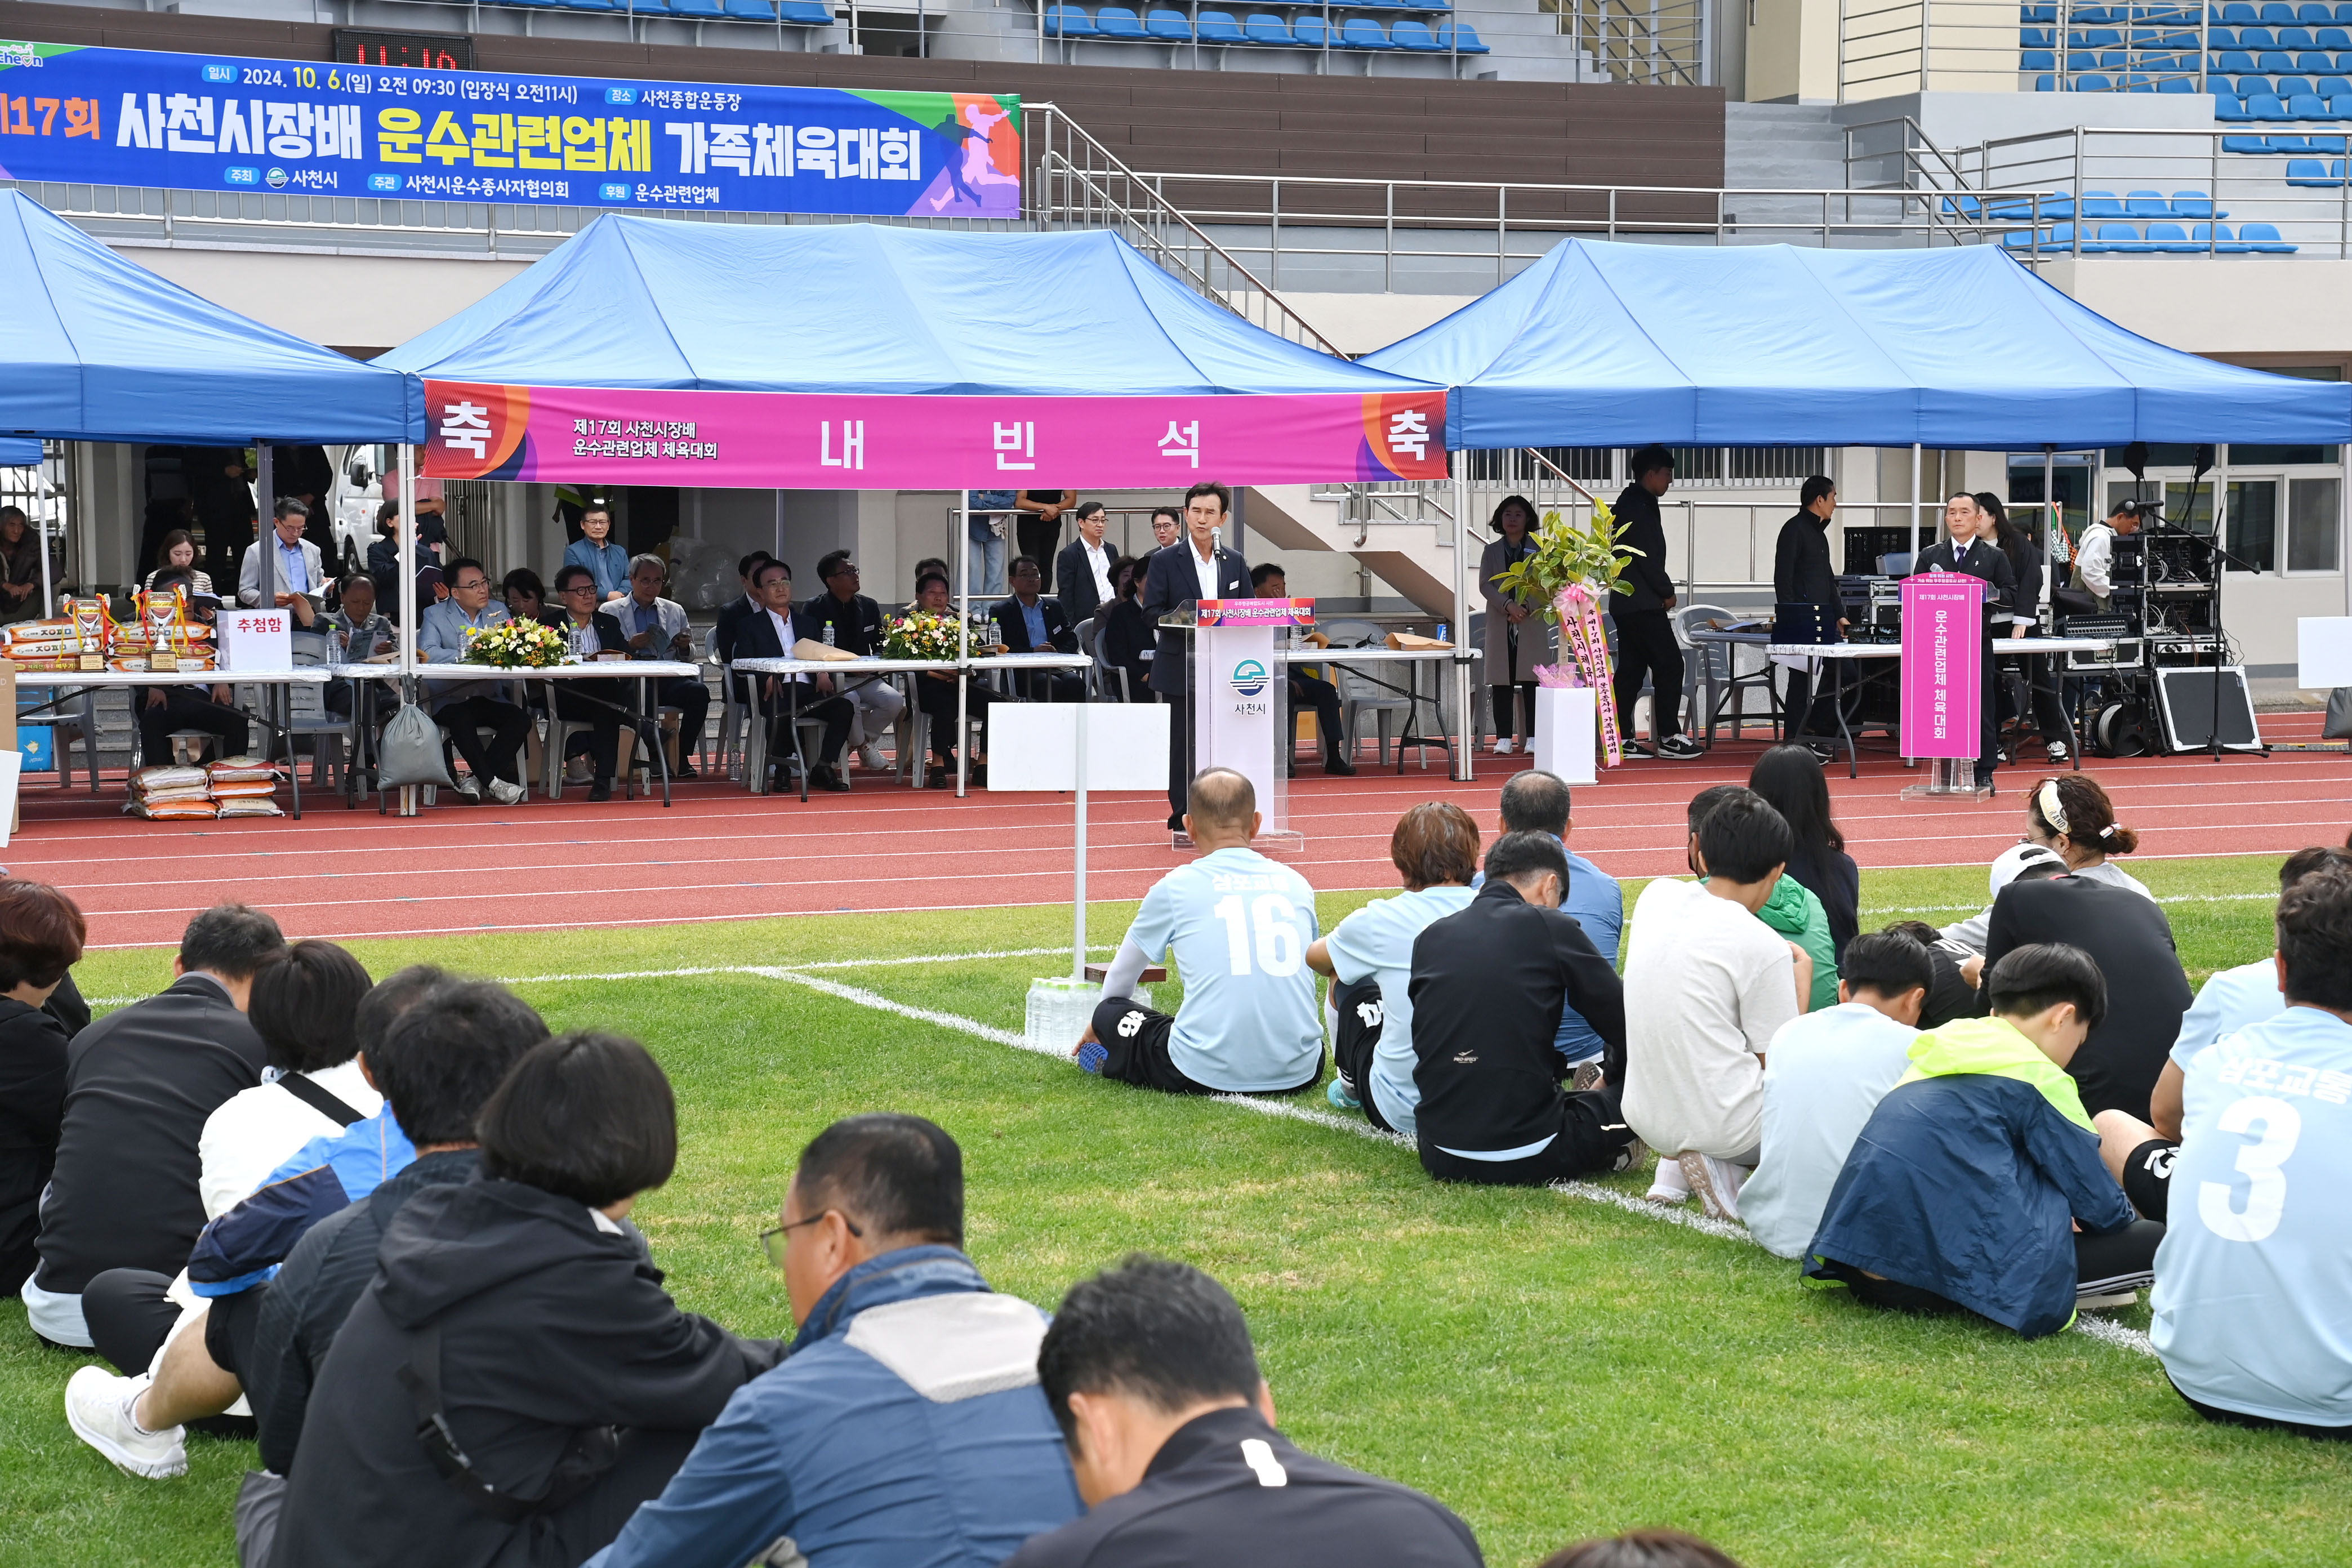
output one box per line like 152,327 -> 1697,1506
1754,874 -> 1839,1012
1895,1014 -> 2095,1132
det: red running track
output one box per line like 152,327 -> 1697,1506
16,713 -> 2350,949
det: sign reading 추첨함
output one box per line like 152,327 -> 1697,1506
0,39 -> 1019,217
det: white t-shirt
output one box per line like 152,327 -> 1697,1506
1124,845 -> 1323,1093
1620,877 -> 1799,1162
1740,1003 -> 1918,1258
196,1058 -> 384,1218
1322,884 -> 1477,1137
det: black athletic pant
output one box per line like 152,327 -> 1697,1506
1834,1219 -> 2164,1321
1490,682 -> 1536,739
553,684 -> 629,784
1330,976 -> 1399,1133
435,694 -> 529,787
760,685 -> 854,772
1611,608 -> 1685,740
137,689 -> 250,765
83,1267 -> 181,1377
916,675 -> 997,759
1783,663 -> 1843,740
2173,1381 -> 2352,1440
654,674 -> 709,763
1088,996 -> 1321,1098
1419,1083 -> 1634,1186
1974,633 -> 1999,783
1164,688 -> 1196,818
1017,518 -> 1061,590
1291,672 -> 1346,761
1997,646 -> 2073,752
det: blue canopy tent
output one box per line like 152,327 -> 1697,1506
1362,238 -> 2352,449
0,190 -> 419,614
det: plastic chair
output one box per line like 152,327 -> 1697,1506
2081,189 -> 2126,215
2250,90 -> 2295,114
1094,5 -> 1150,36
629,0 -> 676,14
1243,11 -> 1294,41
2170,188 -> 2219,215
1046,4 -> 1097,34
2124,188 -> 2171,213
2286,154 -> 2342,177
1393,17 -> 1446,47
2158,72 -> 2199,87
283,676 -> 354,790
2241,220 -> 2300,248
555,0 -> 625,11
1145,7 -> 1193,38
724,0 -> 779,17
2282,23 -> 2317,43
23,687 -> 98,792
2142,220 -> 2201,248
1293,12 -> 1333,44
670,0 -> 727,15
2086,220 -> 2149,250
2220,131 -> 2275,147
2024,48 -> 2059,68
2023,25 -> 2055,44
1436,20 -> 1489,48
776,0 -> 834,19
1340,17 -> 1397,45
2307,0 -> 2339,16
2327,23 -> 2352,42
1197,9 -> 1247,40
2221,1 -> 2261,19
2242,23 -> 2279,41
2287,88 -> 2334,112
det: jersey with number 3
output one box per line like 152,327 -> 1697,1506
1125,846 -> 1323,1093
2150,1006 -> 2352,1427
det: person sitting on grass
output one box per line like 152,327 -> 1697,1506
1540,1531 -> 1750,1568
1739,929 -> 1932,1259
1622,790 -> 1810,1220
1077,769 -> 1324,1098
61,975 -> 540,1513
1805,942 -> 2160,1338
0,879 -> 85,1299
268,1034 -> 785,1568
1469,769 -> 1624,1081
1004,1256 -> 1482,1568
1405,831 -> 1636,1186
2089,845 -> 2352,1230
2149,862 -> 2352,1439
586,1114 -> 1081,1568
1307,803 -> 1481,1132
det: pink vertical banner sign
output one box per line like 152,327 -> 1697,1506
1900,574 -> 1985,759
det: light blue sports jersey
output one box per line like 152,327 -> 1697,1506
2151,1006 -> 2352,1428
1125,846 -> 1323,1093
1324,884 -> 1477,1137
2169,957 -> 2286,1069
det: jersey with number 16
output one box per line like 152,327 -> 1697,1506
1124,845 -> 1324,1094
2150,1005 -> 2352,1428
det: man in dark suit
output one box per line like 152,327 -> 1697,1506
710,550 -> 774,665
26,904 -> 282,1352
550,563 -> 644,801
1609,444 -> 1704,759
1910,492 -> 2018,790
991,555 -> 1086,703
800,549 -> 905,772
1054,502 -> 1114,630
1774,475 -> 1847,753
1142,481 -> 1254,829
1253,562 -> 1354,778
733,559 -> 856,792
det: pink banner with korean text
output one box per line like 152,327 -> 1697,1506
421,380 -> 1449,488
1899,573 -> 1984,759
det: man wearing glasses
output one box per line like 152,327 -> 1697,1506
418,556 -> 531,805
609,553 -> 710,782
551,564 -> 638,802
585,1114 -> 1081,1568
799,549 -> 905,774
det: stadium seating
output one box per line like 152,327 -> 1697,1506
1197,9 -> 1247,40
1041,1 -> 1468,53
1045,4 -> 1098,33
1094,6 -> 1150,37
1244,11 -> 1295,42
1145,7 -> 1193,38
1340,16 -> 1398,44
2286,153 -> 2349,177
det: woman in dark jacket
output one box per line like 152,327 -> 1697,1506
1478,494 -> 1546,754
0,505 -> 43,625
1976,492 -> 2071,767
269,1034 -> 782,1568
1749,743 -> 1860,964
1097,555 -> 1153,701
0,880 -> 86,1295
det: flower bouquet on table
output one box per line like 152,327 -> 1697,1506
881,611 -> 963,662
1493,501 -> 1640,768
460,618 -> 569,669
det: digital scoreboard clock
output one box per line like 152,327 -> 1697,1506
331,29 -> 476,72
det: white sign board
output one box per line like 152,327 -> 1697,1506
986,703 -> 1170,791
1194,624 -> 1279,822
0,750 -> 21,847
219,608 -> 295,674
2296,617 -> 2352,689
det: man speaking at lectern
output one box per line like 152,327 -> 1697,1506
1142,481 -> 1254,831
1909,491 -> 2017,792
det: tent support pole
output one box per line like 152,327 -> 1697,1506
1452,448 -> 1473,783
1910,442 -> 1922,562
255,443 -> 277,609
1073,698 -> 1088,980
398,445 -> 417,815
2042,446 -> 2056,573
957,497 -> 970,800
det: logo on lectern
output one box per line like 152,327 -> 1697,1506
1228,658 -> 1269,698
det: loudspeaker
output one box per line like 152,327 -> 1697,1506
2153,666 -> 2263,753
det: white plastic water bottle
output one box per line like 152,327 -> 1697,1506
822,622 -> 836,647
1024,977 -> 1098,1055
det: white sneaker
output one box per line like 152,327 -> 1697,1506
1677,1150 -> 1748,1222
1645,1157 -> 1691,1204
487,779 -> 525,805
1491,736 -> 1516,755
452,776 -> 482,802
65,1367 -> 187,1480
856,743 -> 888,772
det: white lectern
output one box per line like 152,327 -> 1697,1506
1162,597 -> 1313,848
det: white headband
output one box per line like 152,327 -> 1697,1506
2036,779 -> 2069,836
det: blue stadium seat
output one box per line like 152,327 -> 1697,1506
1196,8 -> 1246,39
2124,189 -> 2171,213
2161,27 -> 2199,42
2240,23 -> 2278,41
623,0 -> 670,10
2222,130 -> 2276,145
2080,189 -> 2126,215
2210,23 -> 2240,41
1293,12 -> 1331,43
1144,7 -> 1192,37
2338,0 -> 2352,18
1391,17 -> 1447,48
670,0 -> 726,17
2066,48 -> 2097,66
2145,221 -> 2204,248
2320,23 -> 2352,40
1242,11 -> 1294,41
2217,47 -> 2259,67
2159,72 -> 2199,86
2121,72 -> 2155,87
2277,70 -> 2317,90
2079,71 -> 2116,87
1045,5 -> 1097,34
2221,1 -> 2260,17
1347,17 -> 1399,44
2022,1 -> 2057,17
2280,23 -> 2317,42
2215,93 -> 2253,117
2251,90 -> 2296,113
2079,221 -> 2145,251
2285,154 -> 2345,177
2305,1 -> 2337,17
2192,221 -> 2252,249
779,0 -> 834,18
1435,20 -> 1489,48
1094,5 -> 1148,35
2260,47 -> 2298,67
2288,89 -> 2337,112
724,0 -> 778,16
2023,24 -> 2055,42
2170,189 -> 2219,214
2327,85 -> 2352,110
2261,1 -> 2297,19
2308,128 -> 2352,145
2240,220 -> 2298,247
2002,222 -> 2078,249
2024,47 -> 2059,66
2299,48 -> 2341,68
2036,72 -> 2060,87
555,0 -> 624,11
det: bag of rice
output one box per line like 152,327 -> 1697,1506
208,779 -> 279,799
131,765 -> 210,795
126,798 -> 218,820
213,797 -> 283,818
208,757 -> 280,783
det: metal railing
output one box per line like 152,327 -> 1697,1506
1120,170 -> 2062,291
1541,0 -> 1709,84
1838,0 -> 2033,101
2026,0 -> 2210,94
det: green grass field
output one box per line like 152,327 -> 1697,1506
5,852 -> 2346,1568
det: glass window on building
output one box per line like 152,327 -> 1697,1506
2226,479 -> 2277,573
2288,476 -> 2342,573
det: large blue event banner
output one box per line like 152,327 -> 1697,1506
0,39 -> 1022,217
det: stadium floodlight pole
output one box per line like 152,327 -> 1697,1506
1451,444 -> 1473,783
956,493 -> 970,799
